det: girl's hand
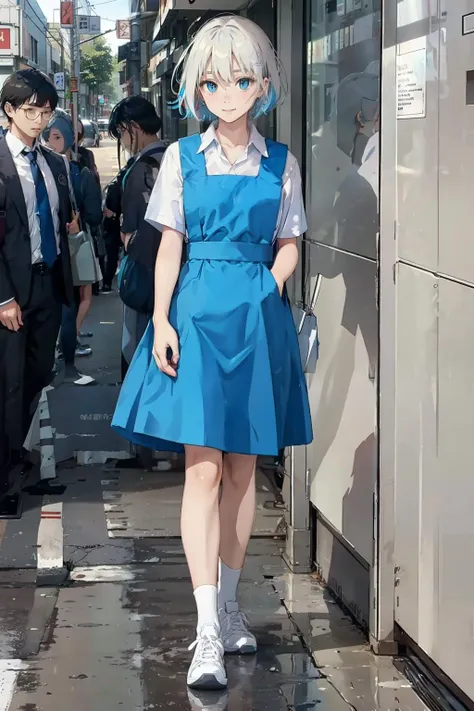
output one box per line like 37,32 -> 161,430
152,318 -> 180,378
271,269 -> 284,296
67,213 -> 80,235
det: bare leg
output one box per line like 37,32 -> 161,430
182,445 -> 223,589
217,453 -> 258,655
76,284 -> 93,335
183,446 -> 227,690
219,453 -> 257,570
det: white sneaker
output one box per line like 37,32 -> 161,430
187,626 -> 227,690
219,602 -> 257,655
187,688 -> 229,711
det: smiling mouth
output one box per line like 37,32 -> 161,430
222,108 -> 236,112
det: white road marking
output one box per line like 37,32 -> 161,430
71,565 -> 136,582
37,503 -> 63,570
0,660 -> 28,711
39,390 -> 56,481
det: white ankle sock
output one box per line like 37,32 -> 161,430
194,585 -> 219,632
218,559 -> 242,611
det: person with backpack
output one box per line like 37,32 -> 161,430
108,97 -> 166,377
108,97 -> 167,471
43,110 -> 102,384
100,162 -> 131,294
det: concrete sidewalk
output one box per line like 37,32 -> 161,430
0,291 -> 430,710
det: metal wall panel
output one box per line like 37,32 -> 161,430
394,263 -> 438,644
396,19 -> 439,270
435,276 -> 474,700
306,242 -> 377,565
439,1 -> 474,283
391,2 -> 474,699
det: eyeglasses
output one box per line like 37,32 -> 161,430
18,107 -> 54,121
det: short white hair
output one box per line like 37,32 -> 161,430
172,15 -> 286,121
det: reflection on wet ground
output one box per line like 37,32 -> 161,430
0,535 -> 430,710
3,542 -> 325,711
0,289 -> 429,710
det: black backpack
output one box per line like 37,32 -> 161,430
118,147 -> 166,314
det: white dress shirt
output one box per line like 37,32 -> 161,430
5,131 -> 61,264
145,123 -> 307,240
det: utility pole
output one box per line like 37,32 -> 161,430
71,0 -> 80,156
129,5 -> 141,96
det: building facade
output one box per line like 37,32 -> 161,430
126,0 -> 474,706
0,0 -> 69,107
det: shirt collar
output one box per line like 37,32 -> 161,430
134,139 -> 165,163
197,122 -> 269,158
5,130 -> 38,158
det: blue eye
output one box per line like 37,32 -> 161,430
238,78 -> 251,90
205,81 -> 218,93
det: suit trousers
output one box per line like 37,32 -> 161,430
0,268 -> 62,457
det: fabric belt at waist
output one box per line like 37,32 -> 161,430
187,242 -> 274,263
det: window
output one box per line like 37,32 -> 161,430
306,0 -> 381,254
30,35 -> 38,64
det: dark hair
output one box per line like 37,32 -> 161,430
108,96 -> 162,140
0,69 -> 58,115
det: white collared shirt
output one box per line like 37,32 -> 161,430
145,123 -> 307,240
6,131 -> 61,264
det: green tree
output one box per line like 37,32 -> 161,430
80,37 -> 114,89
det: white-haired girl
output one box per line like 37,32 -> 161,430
112,14 -> 312,691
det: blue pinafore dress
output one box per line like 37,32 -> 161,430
112,134 -> 313,456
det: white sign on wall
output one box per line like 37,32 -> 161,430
78,15 -> 101,34
397,47 -> 427,119
54,72 -> 65,91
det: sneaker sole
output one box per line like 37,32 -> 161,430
187,674 -> 227,691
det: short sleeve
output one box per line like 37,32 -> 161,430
145,142 -> 185,235
275,153 -> 308,239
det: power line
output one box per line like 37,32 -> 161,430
90,0 -> 120,6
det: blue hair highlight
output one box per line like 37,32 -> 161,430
169,84 -> 218,122
170,85 -> 190,117
251,84 -> 278,119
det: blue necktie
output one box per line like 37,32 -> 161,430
23,149 -> 58,267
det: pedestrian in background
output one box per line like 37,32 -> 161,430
101,166 -> 128,294
44,110 -> 102,384
108,96 -> 167,472
108,96 -> 165,379
0,69 -> 75,483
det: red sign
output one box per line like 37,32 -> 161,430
0,28 -> 11,51
116,20 -> 130,40
60,1 -> 73,28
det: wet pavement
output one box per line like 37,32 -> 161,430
0,530 -> 431,710
0,142 -> 430,709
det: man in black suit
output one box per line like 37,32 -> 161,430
0,69 -> 75,501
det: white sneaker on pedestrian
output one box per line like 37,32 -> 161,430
219,601 -> 257,655
187,626 -> 227,690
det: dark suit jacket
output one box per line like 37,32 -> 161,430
0,136 -> 74,308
